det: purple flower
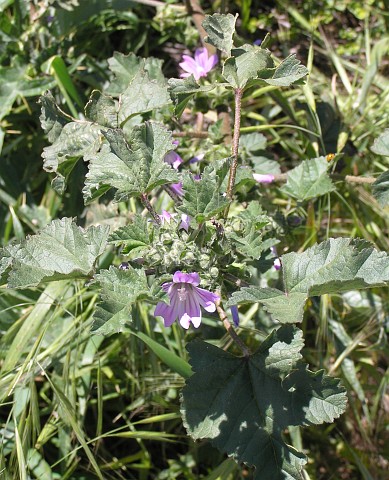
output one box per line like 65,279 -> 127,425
230,305 -> 240,327
179,214 -> 190,231
273,258 -> 282,271
159,210 -> 176,224
169,182 -> 184,197
164,151 -> 183,170
154,271 -> 219,329
164,140 -> 183,170
189,153 -> 205,164
253,173 -> 275,184
254,39 -> 262,46
179,48 -> 218,81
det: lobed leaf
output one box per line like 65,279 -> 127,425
108,214 -> 153,255
371,129 -> 389,156
176,166 -> 230,222
4,218 -> 109,288
372,171 -> 389,207
181,326 -> 347,479
258,54 -> 309,87
107,53 -> 166,94
83,122 -> 178,202
281,157 -> 336,201
85,90 -> 119,128
92,265 -> 149,335
227,237 -> 389,323
168,76 -> 215,117
202,13 -> 237,55
222,45 -> 273,89
118,70 -> 171,123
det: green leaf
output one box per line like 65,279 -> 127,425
40,92 -> 104,195
168,76 -> 215,117
83,122 -> 178,203
92,266 -> 149,335
108,214 -> 153,255
283,237 -> 389,294
181,326 -> 347,479
227,237 -> 389,323
39,91 -> 71,143
240,132 -> 267,153
258,54 -> 309,87
226,288 -> 308,324
5,218 -> 109,288
134,331 -> 192,379
85,90 -> 118,128
222,45 -> 273,89
202,13 -> 237,55
42,121 -> 102,194
176,166 -> 230,222
281,157 -> 336,201
227,222 -> 268,259
372,171 -> 389,207
371,129 -> 389,156
107,52 -> 166,96
237,200 -> 271,226
0,64 -> 53,122
118,70 -> 172,123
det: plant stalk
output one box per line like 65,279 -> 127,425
140,193 -> 161,225
226,88 -> 243,201
216,299 -> 250,357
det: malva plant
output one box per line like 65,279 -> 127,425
1,12 -> 389,479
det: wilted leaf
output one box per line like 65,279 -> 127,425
39,91 -> 71,143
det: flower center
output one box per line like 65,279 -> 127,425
177,284 -> 189,302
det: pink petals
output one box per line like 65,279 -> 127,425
179,48 -> 218,81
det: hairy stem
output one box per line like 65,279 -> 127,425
226,88 -> 243,200
216,299 -> 250,357
140,193 -> 161,225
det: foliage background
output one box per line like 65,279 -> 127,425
0,0 -> 388,479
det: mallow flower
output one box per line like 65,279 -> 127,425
253,173 -> 275,184
159,210 -> 176,225
164,141 -> 183,170
154,271 -> 219,329
179,47 -> 218,81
